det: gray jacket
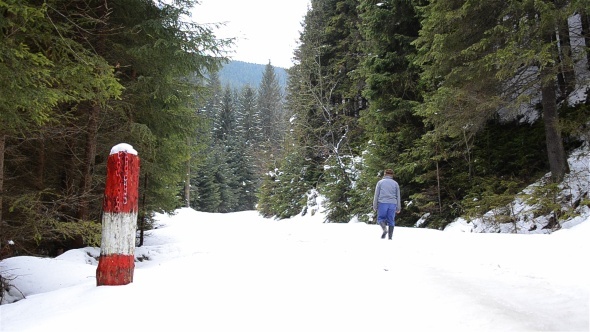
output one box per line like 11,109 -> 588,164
373,175 -> 401,211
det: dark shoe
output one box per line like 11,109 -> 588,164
381,230 -> 387,239
388,225 -> 394,240
380,223 -> 387,239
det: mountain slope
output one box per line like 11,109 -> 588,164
218,60 -> 288,90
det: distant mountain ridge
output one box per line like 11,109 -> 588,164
218,60 -> 288,91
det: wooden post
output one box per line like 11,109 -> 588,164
96,143 -> 140,286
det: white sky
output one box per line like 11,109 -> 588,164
191,0 -> 310,68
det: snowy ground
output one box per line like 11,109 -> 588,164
1,206 -> 588,331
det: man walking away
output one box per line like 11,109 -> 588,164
373,169 -> 401,240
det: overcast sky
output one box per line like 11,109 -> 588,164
191,0 -> 310,68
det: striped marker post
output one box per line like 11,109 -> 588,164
96,143 -> 140,286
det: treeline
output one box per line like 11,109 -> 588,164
187,65 -> 286,213
0,0 -> 231,257
2,0 -> 590,258
257,0 -> 590,228
218,60 -> 288,90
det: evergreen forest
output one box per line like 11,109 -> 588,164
218,60 -> 288,90
1,0 -> 590,258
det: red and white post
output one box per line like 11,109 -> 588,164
96,143 -> 140,286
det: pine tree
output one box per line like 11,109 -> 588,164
214,85 -> 238,142
414,0 -> 580,182
203,71 -> 223,123
0,0 -> 230,255
192,151 -> 222,212
215,143 -> 240,213
258,62 -> 284,143
235,85 -> 261,209
257,143 -> 314,219
353,0 -> 425,224
228,138 -> 257,211
0,0 -> 122,253
280,0 -> 366,222
237,85 -> 261,145
256,62 -> 287,181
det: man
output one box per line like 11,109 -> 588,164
373,169 -> 401,240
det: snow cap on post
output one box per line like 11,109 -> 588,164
110,143 -> 138,156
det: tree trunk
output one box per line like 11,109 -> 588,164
556,17 -> 575,99
138,174 -> 148,247
184,138 -> 191,208
581,13 -> 590,71
0,134 -> 5,228
79,0 -> 109,220
540,70 -> 569,182
78,103 -> 100,220
436,159 -> 442,214
36,134 -> 46,190
185,160 -> 190,208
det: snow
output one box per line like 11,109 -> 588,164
109,143 -> 137,155
1,203 -> 589,331
444,145 -> 590,234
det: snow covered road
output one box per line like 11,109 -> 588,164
1,208 -> 588,331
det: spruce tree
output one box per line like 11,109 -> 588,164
0,0 -> 230,255
257,62 -> 286,169
235,85 -> 261,209
258,63 -> 284,141
0,0 -> 122,252
214,85 -> 238,142
203,72 -> 223,118
192,151 -> 222,212
414,0 -> 580,183
353,0 -> 425,224
215,143 -> 239,213
228,138 -> 257,211
283,0 -> 366,222
238,85 -> 262,145
257,143 -> 314,219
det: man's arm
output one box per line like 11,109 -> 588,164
396,184 -> 401,212
373,182 -> 380,211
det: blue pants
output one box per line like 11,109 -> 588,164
377,203 -> 397,227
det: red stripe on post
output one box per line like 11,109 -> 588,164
97,144 -> 140,286
95,254 -> 135,285
102,149 -> 140,214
